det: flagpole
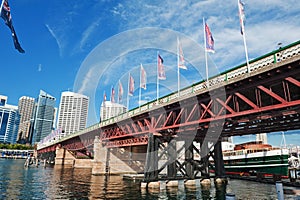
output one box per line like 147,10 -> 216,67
156,51 -> 159,105
238,0 -> 250,73
118,80 -> 121,104
203,18 -> 209,85
102,91 -> 106,121
177,37 -> 180,97
242,33 -> 250,73
127,73 -> 130,110
139,64 -> 142,108
0,0 -> 4,15
110,85 -> 112,103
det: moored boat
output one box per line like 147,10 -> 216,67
222,141 -> 289,176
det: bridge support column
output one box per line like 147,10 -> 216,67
185,139 -> 194,179
167,139 -> 177,178
199,140 -> 210,178
92,136 -> 106,175
213,140 -> 226,178
144,133 -> 159,182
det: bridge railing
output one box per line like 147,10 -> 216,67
98,40 -> 300,128
37,40 -> 300,150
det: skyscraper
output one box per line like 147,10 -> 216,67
57,91 -> 89,137
17,96 -> 35,143
0,95 -> 20,144
30,90 -> 56,144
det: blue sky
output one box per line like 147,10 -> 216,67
1,0 -> 300,145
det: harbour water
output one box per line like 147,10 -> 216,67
0,159 -> 298,199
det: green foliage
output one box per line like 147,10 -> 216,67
0,143 -> 34,150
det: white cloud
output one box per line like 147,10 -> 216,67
112,0 -> 300,71
38,64 -> 42,72
45,24 -> 64,57
79,18 -> 101,50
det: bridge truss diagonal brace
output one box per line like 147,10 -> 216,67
285,77 -> 300,87
200,100 -> 214,120
235,92 -> 258,109
216,96 -> 235,115
257,85 -> 287,103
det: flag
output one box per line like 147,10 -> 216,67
238,0 -> 245,35
204,22 -> 215,53
0,0 -> 25,53
118,81 -> 123,102
140,65 -> 147,90
103,91 -> 106,107
129,75 -> 134,96
158,54 -> 166,80
178,38 -> 187,69
111,86 -> 115,103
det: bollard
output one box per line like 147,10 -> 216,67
178,180 -> 185,191
35,158 -> 39,167
289,168 -> 297,182
159,181 -> 166,191
225,193 -> 236,200
275,181 -> 284,200
195,179 -> 201,188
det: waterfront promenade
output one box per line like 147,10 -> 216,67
1,159 -> 299,199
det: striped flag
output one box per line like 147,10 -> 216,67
129,75 -> 134,96
204,22 -> 215,53
140,65 -> 147,90
111,86 -> 115,103
158,54 -> 166,80
0,0 -> 25,53
178,38 -> 187,70
238,0 -> 245,35
118,81 -> 123,102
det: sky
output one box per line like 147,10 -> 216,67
1,0 -> 300,145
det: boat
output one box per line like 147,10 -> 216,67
222,141 -> 289,176
0,149 -> 35,159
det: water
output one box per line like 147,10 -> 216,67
0,159 -> 299,199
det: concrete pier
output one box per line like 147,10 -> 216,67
92,136 -> 138,175
92,136 -> 106,175
55,146 -> 75,167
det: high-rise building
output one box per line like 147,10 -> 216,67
100,101 -> 127,121
57,91 -> 89,137
30,90 -> 56,144
256,133 -> 268,144
0,95 -> 20,144
0,95 -> 7,106
17,96 -> 35,143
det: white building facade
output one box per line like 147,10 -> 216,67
100,101 -> 127,121
57,91 -> 89,137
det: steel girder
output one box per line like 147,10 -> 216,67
39,56 -> 300,151
100,57 -> 300,148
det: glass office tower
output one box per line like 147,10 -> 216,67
30,90 -> 56,144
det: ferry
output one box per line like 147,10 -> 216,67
0,149 -> 34,159
222,141 -> 289,176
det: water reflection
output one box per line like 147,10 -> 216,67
0,160 -> 298,199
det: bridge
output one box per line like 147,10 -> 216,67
37,40 -> 300,184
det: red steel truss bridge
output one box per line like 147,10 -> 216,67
37,40 -> 300,181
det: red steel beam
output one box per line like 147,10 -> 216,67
286,77 -> 300,87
